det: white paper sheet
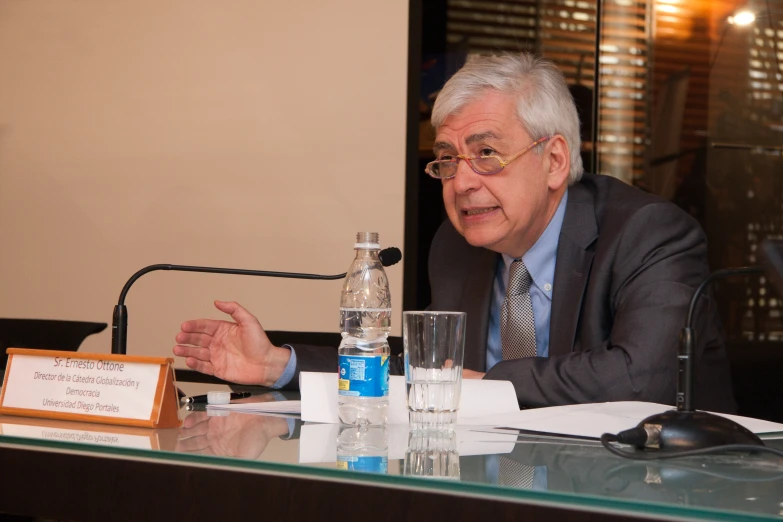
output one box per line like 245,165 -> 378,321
214,373 -> 783,441
299,372 -> 519,425
462,401 -> 783,438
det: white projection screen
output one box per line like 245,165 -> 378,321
0,1 -> 409,361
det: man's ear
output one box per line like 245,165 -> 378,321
545,135 -> 571,190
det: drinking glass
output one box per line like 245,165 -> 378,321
402,311 -> 466,429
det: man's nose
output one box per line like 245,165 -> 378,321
451,159 -> 482,194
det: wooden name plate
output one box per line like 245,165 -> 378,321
0,349 -> 181,429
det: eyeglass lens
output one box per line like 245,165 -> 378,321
432,156 -> 502,178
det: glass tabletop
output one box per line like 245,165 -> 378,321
1,389 -> 782,521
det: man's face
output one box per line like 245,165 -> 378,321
435,90 -> 567,257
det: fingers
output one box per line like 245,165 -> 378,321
173,345 -> 212,362
178,301 -> 261,338
185,356 -> 215,376
214,300 -> 261,329
180,318 -> 220,336
176,331 -> 213,348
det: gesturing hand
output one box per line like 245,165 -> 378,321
173,300 -> 291,387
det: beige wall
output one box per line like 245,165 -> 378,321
0,1 -> 409,361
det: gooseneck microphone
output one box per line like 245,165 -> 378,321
677,266 -> 763,412
111,247 -> 402,355
602,265 -> 772,459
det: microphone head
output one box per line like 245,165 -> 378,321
379,247 -> 402,267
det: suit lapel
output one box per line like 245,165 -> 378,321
549,183 -> 598,357
461,248 -> 498,372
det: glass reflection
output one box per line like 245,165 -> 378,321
404,428 -> 460,480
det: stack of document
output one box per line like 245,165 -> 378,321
207,372 -> 783,439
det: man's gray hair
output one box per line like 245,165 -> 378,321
431,53 -> 584,184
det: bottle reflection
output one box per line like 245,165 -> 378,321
404,429 -> 460,479
336,425 -> 388,474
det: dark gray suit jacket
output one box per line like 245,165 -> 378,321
428,173 -> 736,412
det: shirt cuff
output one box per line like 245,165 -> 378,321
271,345 -> 297,389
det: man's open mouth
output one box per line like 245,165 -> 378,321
463,207 -> 498,216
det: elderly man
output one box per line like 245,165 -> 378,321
174,53 -> 735,412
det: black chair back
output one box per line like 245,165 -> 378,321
0,318 -> 107,371
727,340 -> 783,422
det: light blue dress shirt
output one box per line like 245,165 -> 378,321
486,190 -> 568,369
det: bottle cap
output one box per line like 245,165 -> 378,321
207,391 -> 231,405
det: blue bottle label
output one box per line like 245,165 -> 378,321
338,354 -> 389,397
336,456 -> 388,474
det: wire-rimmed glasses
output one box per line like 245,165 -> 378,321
425,136 -> 551,180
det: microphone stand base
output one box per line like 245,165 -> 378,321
636,410 -> 764,451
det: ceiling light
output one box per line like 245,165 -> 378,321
729,10 -> 756,26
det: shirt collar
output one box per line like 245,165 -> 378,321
501,190 -> 568,298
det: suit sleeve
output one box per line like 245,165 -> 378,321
484,203 -> 728,409
278,344 -> 337,391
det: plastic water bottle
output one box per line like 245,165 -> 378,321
336,425 -> 388,474
337,232 -> 391,426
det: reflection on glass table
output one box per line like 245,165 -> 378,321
176,408 -> 290,459
1,392 -> 783,520
404,428 -> 461,480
